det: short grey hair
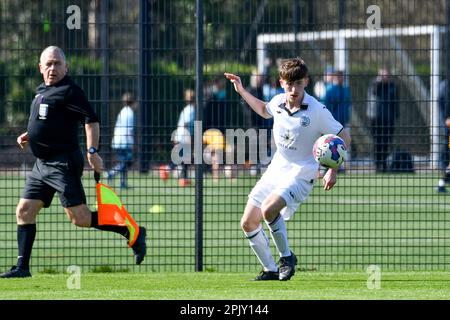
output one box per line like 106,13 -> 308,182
40,46 -> 66,64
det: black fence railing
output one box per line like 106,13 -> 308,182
0,0 -> 450,273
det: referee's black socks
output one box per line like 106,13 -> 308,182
90,211 -> 129,239
17,224 -> 36,271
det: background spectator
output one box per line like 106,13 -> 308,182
367,68 -> 399,173
243,70 -> 273,175
436,77 -> 450,192
171,88 -> 196,187
107,92 -> 137,189
322,70 -> 352,171
314,65 -> 335,102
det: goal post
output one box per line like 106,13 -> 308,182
257,25 -> 443,169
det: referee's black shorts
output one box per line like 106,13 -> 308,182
22,149 -> 86,208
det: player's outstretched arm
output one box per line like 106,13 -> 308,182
322,168 -> 337,191
224,72 -> 270,119
323,129 -> 351,191
338,128 -> 351,150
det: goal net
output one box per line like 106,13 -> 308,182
257,25 -> 445,170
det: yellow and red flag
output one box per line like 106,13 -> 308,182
94,172 -> 140,247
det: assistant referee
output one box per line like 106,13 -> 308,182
0,46 -> 146,278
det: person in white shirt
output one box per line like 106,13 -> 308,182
224,57 -> 350,281
171,88 -> 196,187
107,92 -> 136,189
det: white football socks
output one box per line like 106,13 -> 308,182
244,225 -> 278,272
266,214 -> 291,257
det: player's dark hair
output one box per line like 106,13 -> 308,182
278,57 -> 308,82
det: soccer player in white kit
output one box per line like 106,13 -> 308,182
224,58 -> 351,281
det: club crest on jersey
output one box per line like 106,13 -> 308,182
300,115 -> 310,127
39,104 -> 49,120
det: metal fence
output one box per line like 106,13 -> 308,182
1,0 -> 450,273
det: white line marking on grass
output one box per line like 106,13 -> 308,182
309,198 -> 450,211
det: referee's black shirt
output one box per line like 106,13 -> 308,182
27,76 -> 99,160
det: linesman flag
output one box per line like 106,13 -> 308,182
94,172 -> 140,247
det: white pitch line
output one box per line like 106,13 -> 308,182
308,198 -> 450,211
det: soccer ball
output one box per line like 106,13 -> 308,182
313,134 -> 347,169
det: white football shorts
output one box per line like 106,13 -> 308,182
248,171 -> 314,220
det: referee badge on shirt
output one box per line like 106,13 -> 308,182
38,103 -> 49,120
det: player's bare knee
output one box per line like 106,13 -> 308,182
16,202 -> 34,223
16,203 -> 27,220
260,204 -> 276,221
240,217 -> 257,233
240,217 -> 250,232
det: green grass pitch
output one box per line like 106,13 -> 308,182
2,271 -> 450,300
1,169 -> 450,299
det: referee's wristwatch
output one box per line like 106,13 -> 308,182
87,147 -> 98,155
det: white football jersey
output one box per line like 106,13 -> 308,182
264,92 -> 343,181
